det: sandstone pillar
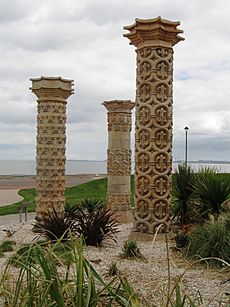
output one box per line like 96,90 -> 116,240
30,76 -> 74,216
123,17 -> 184,236
102,100 -> 135,223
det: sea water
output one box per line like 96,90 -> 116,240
0,160 -> 230,175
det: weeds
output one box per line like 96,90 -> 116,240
121,240 -> 144,259
108,261 -> 118,276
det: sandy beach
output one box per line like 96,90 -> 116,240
0,174 -> 106,190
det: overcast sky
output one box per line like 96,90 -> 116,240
0,0 -> 229,161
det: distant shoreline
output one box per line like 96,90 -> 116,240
0,159 -> 230,164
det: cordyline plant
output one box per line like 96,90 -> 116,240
34,199 -> 119,247
34,207 -> 76,242
74,207 -> 119,246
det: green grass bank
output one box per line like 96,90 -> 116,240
0,176 -> 135,216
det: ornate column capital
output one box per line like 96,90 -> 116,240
123,16 -> 184,49
102,100 -> 135,132
30,76 -> 74,102
102,100 -> 135,113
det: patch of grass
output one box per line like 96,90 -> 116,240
65,177 -> 108,205
0,176 -> 135,216
0,188 -> 36,216
0,240 -> 16,252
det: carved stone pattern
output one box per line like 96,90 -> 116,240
108,113 -> 131,131
134,46 -> 173,233
107,193 -> 131,211
107,149 -> 131,175
36,100 -> 67,213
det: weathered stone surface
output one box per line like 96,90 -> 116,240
124,17 -> 184,234
103,100 -> 135,223
30,76 -> 74,216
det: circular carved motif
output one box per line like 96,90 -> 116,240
136,222 -> 149,233
138,106 -> 151,126
137,152 -> 150,173
140,60 -> 152,80
154,153 -> 168,173
137,176 -> 149,196
156,61 -> 169,80
137,200 -> 149,219
139,83 -> 151,103
153,200 -> 168,220
156,47 -> 169,58
155,129 -> 168,149
156,83 -> 168,102
155,106 -> 168,126
154,176 -> 168,197
137,129 -> 150,149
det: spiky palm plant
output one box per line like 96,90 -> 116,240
79,197 -> 105,213
192,168 -> 230,220
172,164 -> 194,224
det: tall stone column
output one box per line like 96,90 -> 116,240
102,100 -> 135,223
30,76 -> 74,216
123,17 -> 184,236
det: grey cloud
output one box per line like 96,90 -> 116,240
0,0 -> 36,23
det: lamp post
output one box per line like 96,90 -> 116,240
184,126 -> 189,166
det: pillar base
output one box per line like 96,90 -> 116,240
113,209 -> 133,224
128,230 -> 173,242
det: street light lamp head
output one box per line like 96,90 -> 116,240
184,126 -> 189,132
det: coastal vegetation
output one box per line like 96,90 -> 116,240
1,166 -> 230,270
1,238 -> 142,306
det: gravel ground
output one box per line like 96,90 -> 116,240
0,222 -> 229,306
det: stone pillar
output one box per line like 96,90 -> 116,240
102,100 -> 135,223
30,76 -> 74,216
123,17 -> 184,236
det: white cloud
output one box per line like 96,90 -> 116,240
0,0 -> 230,161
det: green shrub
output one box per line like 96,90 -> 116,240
121,240 -> 143,259
187,213 -> 230,267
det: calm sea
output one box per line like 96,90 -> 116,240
0,160 -> 230,175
